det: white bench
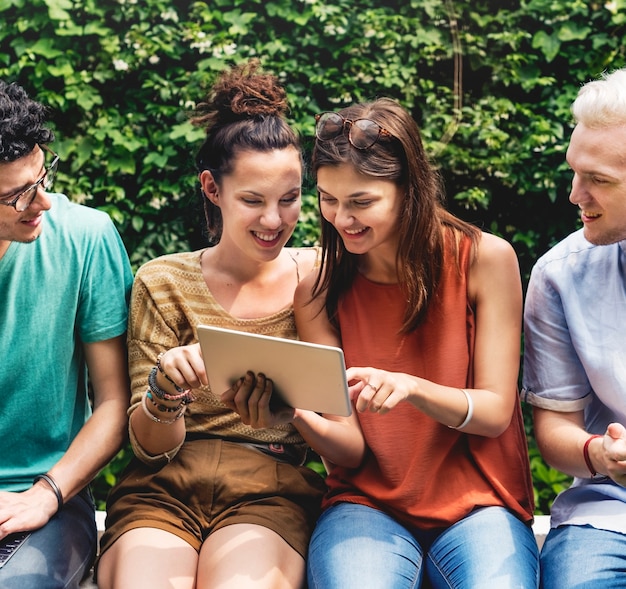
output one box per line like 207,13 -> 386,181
91,511 -> 551,546
78,511 -> 551,587
532,514 -> 550,549
78,512 -> 106,588
95,510 -> 106,541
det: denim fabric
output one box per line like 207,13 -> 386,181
541,524 -> 626,589
0,489 -> 97,589
307,503 -> 539,589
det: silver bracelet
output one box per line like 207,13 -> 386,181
33,473 -> 63,514
448,388 -> 473,430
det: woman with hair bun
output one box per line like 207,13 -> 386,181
97,60 -> 363,589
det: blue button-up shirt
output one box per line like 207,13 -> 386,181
523,229 -> 626,533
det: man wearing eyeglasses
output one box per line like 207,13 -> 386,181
0,81 -> 133,587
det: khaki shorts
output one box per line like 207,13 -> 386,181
98,438 -> 326,559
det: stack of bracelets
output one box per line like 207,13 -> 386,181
141,353 -> 195,425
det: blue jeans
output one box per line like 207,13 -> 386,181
541,524 -> 626,589
307,503 -> 539,589
0,488 -> 97,589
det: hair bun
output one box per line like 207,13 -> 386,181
193,59 -> 288,129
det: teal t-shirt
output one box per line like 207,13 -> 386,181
0,193 -> 133,491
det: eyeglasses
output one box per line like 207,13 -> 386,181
315,111 -> 393,150
0,145 -> 59,212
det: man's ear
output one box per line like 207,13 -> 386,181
199,170 -> 220,206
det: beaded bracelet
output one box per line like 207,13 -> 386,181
146,390 -> 184,413
148,366 -> 194,404
33,473 -> 64,514
141,390 -> 186,424
156,352 -> 186,393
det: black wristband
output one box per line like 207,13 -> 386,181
33,473 -> 63,514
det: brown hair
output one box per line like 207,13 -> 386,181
312,98 -> 479,332
191,59 -> 301,243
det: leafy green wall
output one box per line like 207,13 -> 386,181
2,0 -> 624,512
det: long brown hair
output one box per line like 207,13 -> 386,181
190,59 -> 301,243
312,98 -> 479,332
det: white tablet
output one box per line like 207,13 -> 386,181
197,324 -> 352,416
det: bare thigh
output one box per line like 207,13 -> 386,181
97,527 -> 199,589
197,523 -> 305,589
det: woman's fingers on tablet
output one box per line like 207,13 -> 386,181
219,377 -> 243,411
221,371 -> 284,428
229,371 -> 255,423
246,373 -> 272,426
255,374 -> 273,408
221,371 -> 268,425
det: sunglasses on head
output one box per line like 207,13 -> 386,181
314,112 -> 393,150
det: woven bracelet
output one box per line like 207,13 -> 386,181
583,434 -> 603,477
146,390 -> 184,413
33,473 -> 63,514
141,390 -> 186,424
148,366 -> 194,403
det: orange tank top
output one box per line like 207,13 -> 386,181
323,233 -> 535,529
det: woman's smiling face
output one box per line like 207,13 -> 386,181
204,146 -> 302,261
317,162 -> 403,257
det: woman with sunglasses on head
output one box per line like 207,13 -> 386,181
96,61 -> 364,589
295,100 -> 539,589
